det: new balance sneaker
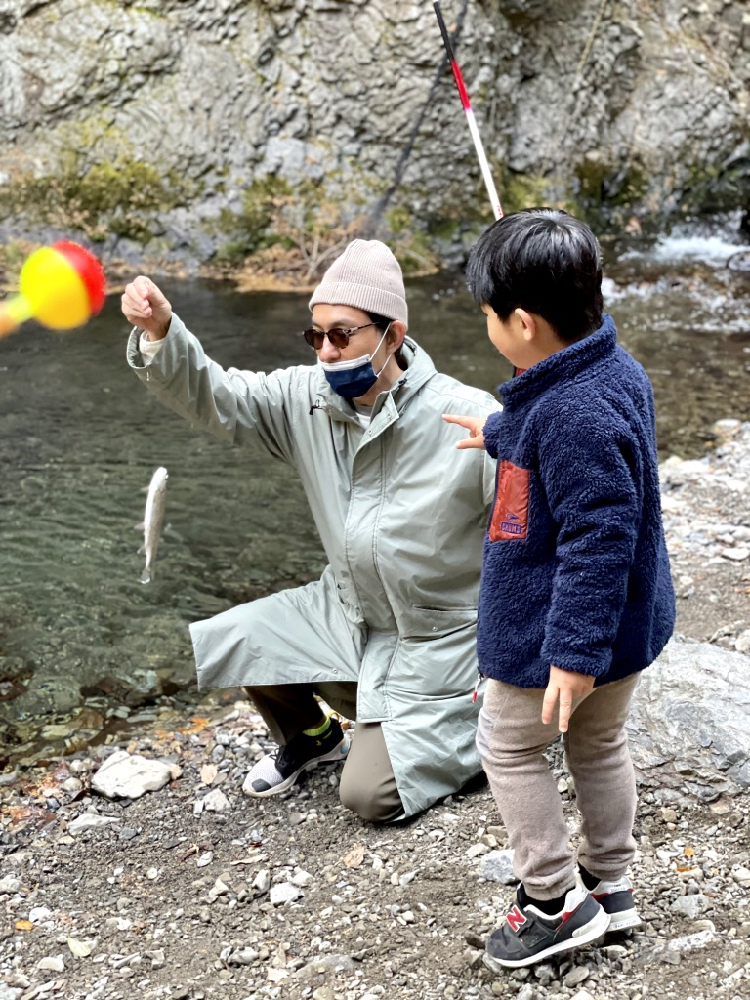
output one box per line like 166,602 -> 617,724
591,875 -> 642,932
242,717 -> 349,797
483,884 -> 610,971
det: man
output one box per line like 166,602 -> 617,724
122,239 -> 498,821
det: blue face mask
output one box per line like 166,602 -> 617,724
319,325 -> 391,399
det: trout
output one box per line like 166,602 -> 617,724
140,466 -> 168,584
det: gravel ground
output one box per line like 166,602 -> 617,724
1,422 -> 749,1000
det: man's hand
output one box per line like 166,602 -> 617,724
542,665 -> 595,733
121,276 -> 173,341
442,413 -> 487,450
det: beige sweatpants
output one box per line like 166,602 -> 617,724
246,682 -> 403,824
477,673 -> 640,900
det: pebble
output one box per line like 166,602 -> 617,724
36,955 -> 64,972
478,849 -> 517,884
563,966 -> 590,987
91,751 -> 174,800
291,868 -> 313,887
227,947 -> 259,966
202,788 -> 230,812
722,546 -> 749,561
534,962 -> 556,985
69,813 -> 120,834
269,882 -> 301,906
671,893 -> 710,919
253,869 -> 271,893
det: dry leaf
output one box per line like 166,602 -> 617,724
67,937 -> 96,957
179,717 -> 210,735
344,844 -> 365,868
15,920 -> 33,931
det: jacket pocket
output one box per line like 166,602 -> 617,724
489,461 -> 529,542
397,605 -> 478,641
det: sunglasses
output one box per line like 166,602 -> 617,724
302,322 -> 378,351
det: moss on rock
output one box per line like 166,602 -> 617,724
0,155 -> 193,244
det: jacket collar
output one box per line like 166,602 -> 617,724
312,335 -> 437,422
498,314 -> 618,408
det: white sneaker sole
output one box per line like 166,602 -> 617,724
605,908 -> 642,932
242,737 -> 349,798
483,905 -> 611,970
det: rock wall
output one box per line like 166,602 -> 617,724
0,0 -> 748,269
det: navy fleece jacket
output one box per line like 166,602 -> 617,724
478,314 -> 675,688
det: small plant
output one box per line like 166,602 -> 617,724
233,179 -> 368,290
0,155 -> 193,244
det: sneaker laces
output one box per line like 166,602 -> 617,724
272,743 -> 293,770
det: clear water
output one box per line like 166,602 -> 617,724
1,244 -> 749,745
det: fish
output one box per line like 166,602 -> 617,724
139,466 -> 168,584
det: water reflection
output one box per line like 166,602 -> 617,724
0,247 -> 748,738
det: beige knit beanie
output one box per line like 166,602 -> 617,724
309,239 -> 408,329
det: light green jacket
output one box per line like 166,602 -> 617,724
127,315 -> 498,816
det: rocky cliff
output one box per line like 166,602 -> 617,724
0,0 -> 748,272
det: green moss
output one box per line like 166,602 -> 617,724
209,176 -> 294,264
0,155 -> 193,243
0,240 -> 38,285
501,172 -> 557,212
574,158 -> 647,210
680,156 -> 750,215
426,217 -> 461,242
394,228 -> 440,275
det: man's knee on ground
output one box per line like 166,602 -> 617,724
338,771 -> 403,824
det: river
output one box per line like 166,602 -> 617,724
1,231 -> 748,766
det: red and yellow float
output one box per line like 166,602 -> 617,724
0,240 -> 106,338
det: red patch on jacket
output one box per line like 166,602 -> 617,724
489,461 -> 529,541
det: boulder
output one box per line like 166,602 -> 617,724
628,639 -> 750,800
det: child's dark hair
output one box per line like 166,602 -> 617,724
466,208 -> 604,343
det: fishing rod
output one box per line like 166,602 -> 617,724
433,1 -> 503,220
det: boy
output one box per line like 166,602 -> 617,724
444,209 -> 675,970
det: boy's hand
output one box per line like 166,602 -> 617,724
442,413 -> 487,449
542,665 -> 595,733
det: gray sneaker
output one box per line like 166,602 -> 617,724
483,884 -> 610,970
592,875 -> 642,931
242,717 -> 349,797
